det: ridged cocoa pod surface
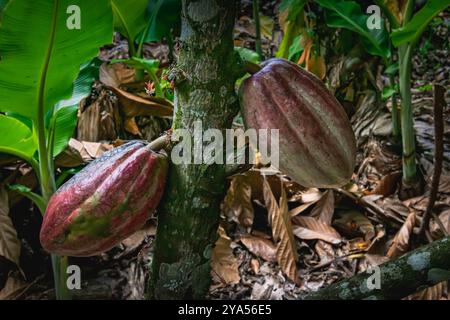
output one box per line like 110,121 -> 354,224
40,141 -> 168,256
240,58 -> 356,187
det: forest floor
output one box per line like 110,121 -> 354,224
0,2 -> 449,300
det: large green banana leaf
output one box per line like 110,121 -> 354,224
0,58 -> 102,162
52,58 -> 103,156
279,0 -> 307,22
0,114 -> 36,163
391,0 -> 450,47
0,0 -> 113,122
316,0 -> 390,59
143,0 -> 181,42
112,0 -> 148,46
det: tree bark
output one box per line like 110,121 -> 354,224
304,237 -> 450,300
147,0 -> 243,299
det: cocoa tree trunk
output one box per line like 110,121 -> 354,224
147,0 -> 243,299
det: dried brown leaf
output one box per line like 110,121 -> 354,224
244,170 -> 282,202
387,211 -> 416,259
403,195 -> 427,210
115,223 -> 157,259
211,227 -> 240,285
333,210 -> 375,241
315,241 -> 335,264
371,171 -> 401,197
77,90 -> 118,142
289,201 -> 316,217
298,188 -> 322,203
298,37 -> 312,65
306,55 -> 326,80
284,179 -> 308,201
382,0 -> 407,25
358,253 -> 390,273
223,176 -> 254,228
123,117 -> 142,137
263,179 -> 298,283
379,196 -> 411,224
110,86 -> 173,118
431,209 -> 450,238
82,141 -> 111,159
54,141 -> 85,168
293,226 -> 341,244
310,190 -> 335,225
240,235 -> 276,262
438,175 -> 450,194
99,63 -> 135,88
0,274 -> 27,300
0,187 -> 21,267
55,139 -> 113,168
250,259 -> 260,274
406,281 -> 447,300
294,216 -> 341,239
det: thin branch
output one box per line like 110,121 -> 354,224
335,188 -> 389,221
419,84 -> 447,236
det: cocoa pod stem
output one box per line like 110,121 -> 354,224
147,133 -> 172,152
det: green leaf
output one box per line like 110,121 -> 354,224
385,62 -> 399,75
5,112 -> 33,130
288,35 -> 303,62
234,47 -> 261,87
382,86 -> 397,100
112,57 -> 163,96
143,0 -> 181,42
51,59 -> 102,157
112,0 -> 148,44
52,106 -> 78,157
7,184 -> 46,214
112,57 -> 160,74
0,0 -> 113,122
234,47 -> 261,64
54,58 -> 102,112
417,83 -> 433,92
316,0 -> 390,58
280,0 -> 307,22
276,18 -> 303,59
391,0 -> 450,47
56,167 -> 80,188
0,114 -> 36,162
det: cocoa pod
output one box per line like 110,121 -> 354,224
40,141 -> 168,256
239,58 -> 356,188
